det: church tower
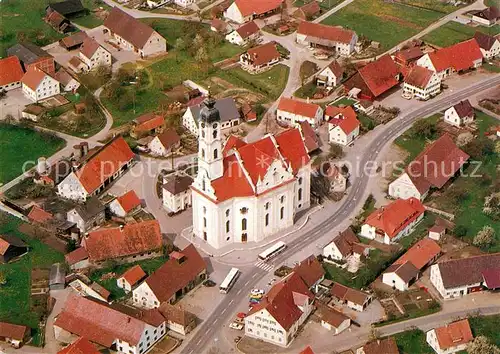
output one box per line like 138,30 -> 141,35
198,96 -> 223,181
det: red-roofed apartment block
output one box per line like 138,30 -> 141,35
0,56 -> 24,92
296,21 -> 358,57
326,105 -> 360,146
277,97 -> 324,128
360,198 -> 425,244
224,0 -> 283,24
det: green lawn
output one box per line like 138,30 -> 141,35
321,0 -> 445,50
0,123 -> 66,185
470,315 -> 500,346
71,0 -> 112,29
332,97 -> 357,107
398,0 -> 468,13
484,63 -> 500,73
0,214 -> 64,345
394,329 -> 435,354
422,21 -> 500,47
294,0 -> 343,11
294,82 -> 317,99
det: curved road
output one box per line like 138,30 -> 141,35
181,74 -> 500,354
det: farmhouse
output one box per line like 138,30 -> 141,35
331,282 -> 372,312
296,22 -> 358,57
158,303 -> 197,336
104,7 -> 167,58
403,65 -> 441,101
474,31 -> 500,59
416,39 -> 483,80
323,227 -> 370,262
426,319 -> 473,354
183,97 -> 240,136
0,234 -> 28,264
317,304 -> 351,335
360,198 -> 425,244
67,197 -> 105,234
7,42 -> 55,74
57,337 -> 100,354
109,190 -> 142,217
54,68 -> 80,92
79,37 -> 112,71
293,1 -> 320,20
0,322 -> 30,348
277,97 -> 324,128
326,105 -> 360,146
132,244 -> 207,308
393,47 -> 424,67
430,253 -> 500,299
244,272 -> 314,347
21,67 -> 61,102
444,100 -> 475,127
117,265 -> 147,293
224,0 -> 283,24
148,129 -> 181,157
388,134 -> 470,200
472,6 -> 500,27
45,10 -> 71,33
316,60 -> 344,88
163,174 -> 194,213
46,0 -> 85,18
131,113 -> 166,139
225,21 -> 260,46
240,41 -> 281,73
57,136 -> 135,202
64,247 -> 90,270
0,56 -> 24,92
59,31 -> 88,50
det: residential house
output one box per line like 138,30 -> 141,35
57,136 -> 135,202
292,255 -> 325,293
330,282 -> 372,312
326,105 -> 360,146
316,60 -> 344,88
317,304 -> 351,335
59,31 -> 89,50
429,253 -> 500,299
472,6 -> 499,27
46,0 -> 85,18
148,129 -> 181,157
131,113 -> 166,139
45,10 -> 71,33
403,65 -> 441,100
163,174 -> 194,213
428,225 -> 446,241
183,97 -> 240,136
323,227 -> 370,262
7,42 -> 55,74
297,120 -> 320,153
67,56 -> 88,73
54,293 -> 167,354
21,67 -> 60,102
356,338 -> 399,354
79,220 -> 163,266
277,97 -> 324,128
224,0 -> 283,24
444,100 -> 475,127
388,134 -> 469,201
426,319 -> 473,354
393,47 -> 424,68
293,1 -> 320,20
244,272 -> 314,347
211,19 -> 231,34
117,265 -> 147,293
239,41 -> 281,73
226,21 -> 260,46
64,247 -> 90,270
416,39 -> 483,80
0,322 -> 30,348
318,162 -> 347,193
0,56 -> 24,92
383,238 -> 441,291
54,68 -> 80,92
57,337 -> 100,354
296,22 -> 358,57
0,234 -> 28,264
66,197 -> 105,234
474,31 -> 500,59
78,37 -> 112,71
104,7 -> 167,58
132,244 -> 207,308
158,303 -> 197,336
344,55 -> 401,100
108,190 -> 142,217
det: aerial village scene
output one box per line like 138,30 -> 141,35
0,0 -> 499,353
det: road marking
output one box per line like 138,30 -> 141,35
221,308 -> 226,314
229,299 -> 234,305
245,280 -> 250,286
214,318 -> 218,324
197,339 -> 202,345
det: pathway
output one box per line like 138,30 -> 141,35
101,0 -> 205,21
313,0 -> 355,23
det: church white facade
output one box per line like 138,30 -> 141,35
190,98 -> 312,249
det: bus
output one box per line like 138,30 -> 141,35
258,241 -> 287,261
219,267 -> 240,294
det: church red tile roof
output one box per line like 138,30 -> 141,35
364,198 -> 425,239
119,265 -> 147,287
434,319 -> 473,350
297,21 -> 356,45
233,0 -> 283,17
58,337 -> 100,354
0,56 -> 24,86
326,105 -> 360,135
223,135 -> 247,156
274,128 -> 311,173
394,238 -> 441,270
357,55 -> 400,98
115,190 -> 142,214
426,39 -> 483,72
278,97 -> 321,118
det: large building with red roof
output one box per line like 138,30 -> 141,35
240,41 -> 281,73
21,66 -> 60,102
277,97 -> 324,128
224,0 -> 283,24
0,56 -> 24,92
402,65 -> 441,101
191,97 -> 311,249
360,197 -> 425,244
296,22 -> 358,57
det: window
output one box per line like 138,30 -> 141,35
226,209 -> 230,217
299,177 -> 303,185
280,207 -> 284,220
298,188 -> 302,201
213,130 -> 218,139
201,149 -> 205,159
214,149 -> 218,159
242,218 -> 247,231
203,206 -> 207,214
226,220 -> 230,233
265,214 -> 269,226
240,207 -> 248,214
280,196 -> 285,203
265,202 -> 270,210
203,217 -> 207,228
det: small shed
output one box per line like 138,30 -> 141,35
22,104 -> 45,122
428,225 -> 446,241
0,234 -> 28,264
49,263 -> 66,290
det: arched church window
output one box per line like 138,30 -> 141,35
242,218 -> 247,231
214,149 -> 218,159
201,149 -> 205,159
226,220 -> 230,233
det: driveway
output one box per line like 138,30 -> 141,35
0,89 -> 32,119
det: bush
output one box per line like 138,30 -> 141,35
412,119 -> 437,139
453,225 -> 468,237
328,143 -> 344,159
464,139 -> 495,160
473,225 -> 495,248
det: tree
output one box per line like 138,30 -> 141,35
456,132 -> 474,147
412,119 -> 437,139
448,185 -> 469,204
473,225 -> 495,248
195,47 -> 209,64
464,139 -> 495,160
328,143 -> 344,159
467,335 -> 500,354
495,141 -> 500,154
0,271 -> 6,286
193,34 -> 205,49
175,38 -> 187,52
453,225 -> 468,237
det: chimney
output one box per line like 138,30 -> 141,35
81,142 -> 89,156
73,144 -> 82,158
306,97 -> 310,103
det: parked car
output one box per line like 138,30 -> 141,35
251,289 -> 264,296
229,322 -> 244,330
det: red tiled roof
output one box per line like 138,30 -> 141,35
275,128 -> 311,173
426,39 -> 483,72
236,21 -> 260,39
278,97 -> 321,118
331,227 -> 366,258
394,238 -> 441,270
434,319 -> 473,350
437,253 -> 500,289
223,135 -> 247,156
326,105 -> 360,135
298,121 -> 319,152
233,0 -> 283,17
362,338 -> 399,354
237,136 -> 282,185
59,31 -> 89,49
451,100 -> 474,119
58,337 -> 100,354
292,255 -> 325,288
133,113 -> 165,132
83,220 -> 162,262
394,47 -> 424,64
21,67 -> 51,91
358,55 -> 400,98
364,198 -> 425,239
80,37 -> 102,59
299,346 -> 315,354
65,247 -> 89,265
211,19 -> 229,32
482,268 -> 500,289
115,190 -> 141,214
474,6 -> 500,21
404,66 -> 435,89
330,282 -> 370,306
297,21 -> 356,45
429,225 -> 446,233
324,60 -> 344,79
245,41 -> 281,67
27,205 -> 53,223
0,322 -> 28,341
317,304 -> 350,327
209,154 -> 255,202
298,1 -> 320,17
0,56 -> 24,86
144,244 -> 206,302
156,128 -> 180,149
75,136 -> 135,194
119,265 -> 146,287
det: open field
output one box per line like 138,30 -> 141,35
422,21 -> 500,47
0,123 -> 66,185
293,0 -> 343,11
394,329 -> 434,354
398,0 -> 468,14
321,0 -> 445,50
0,214 -> 64,345
71,0 -> 112,29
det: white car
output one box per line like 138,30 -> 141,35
229,322 -> 244,330
251,289 -> 264,296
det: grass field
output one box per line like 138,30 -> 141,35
0,214 -> 64,345
321,0 -> 445,50
0,123 -> 66,185
422,21 -> 500,47
470,315 -> 500,346
398,0 -> 467,13
293,0 -> 343,11
394,329 -> 435,354
394,114 -> 441,163
71,0 -> 112,29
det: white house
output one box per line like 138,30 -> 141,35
224,0 -> 283,24
326,105 -> 360,146
108,190 -> 142,217
0,56 -> 24,92
330,282 -> 372,312
182,97 -> 240,136
54,68 -> 80,92
360,198 -> 425,244
244,272 -> 313,347
471,6 -> 499,27
21,67 -> 60,103
117,265 -> 147,293
225,21 -> 260,46
148,129 -> 181,157
296,21 -> 358,57
191,98 -> 311,249
277,97 -> 324,128
318,305 -> 351,335
239,41 -> 281,73
66,197 -> 105,233
474,31 -> 500,59
162,174 -> 193,213
426,319 -> 473,354
316,60 -> 344,88
323,227 -> 370,262
428,225 -> 446,241
0,322 -> 29,349
403,65 -> 441,101
79,37 -> 112,71
444,100 -> 475,127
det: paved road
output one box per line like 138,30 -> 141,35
101,0 -> 207,21
180,74 -> 500,354
313,0 -> 355,24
